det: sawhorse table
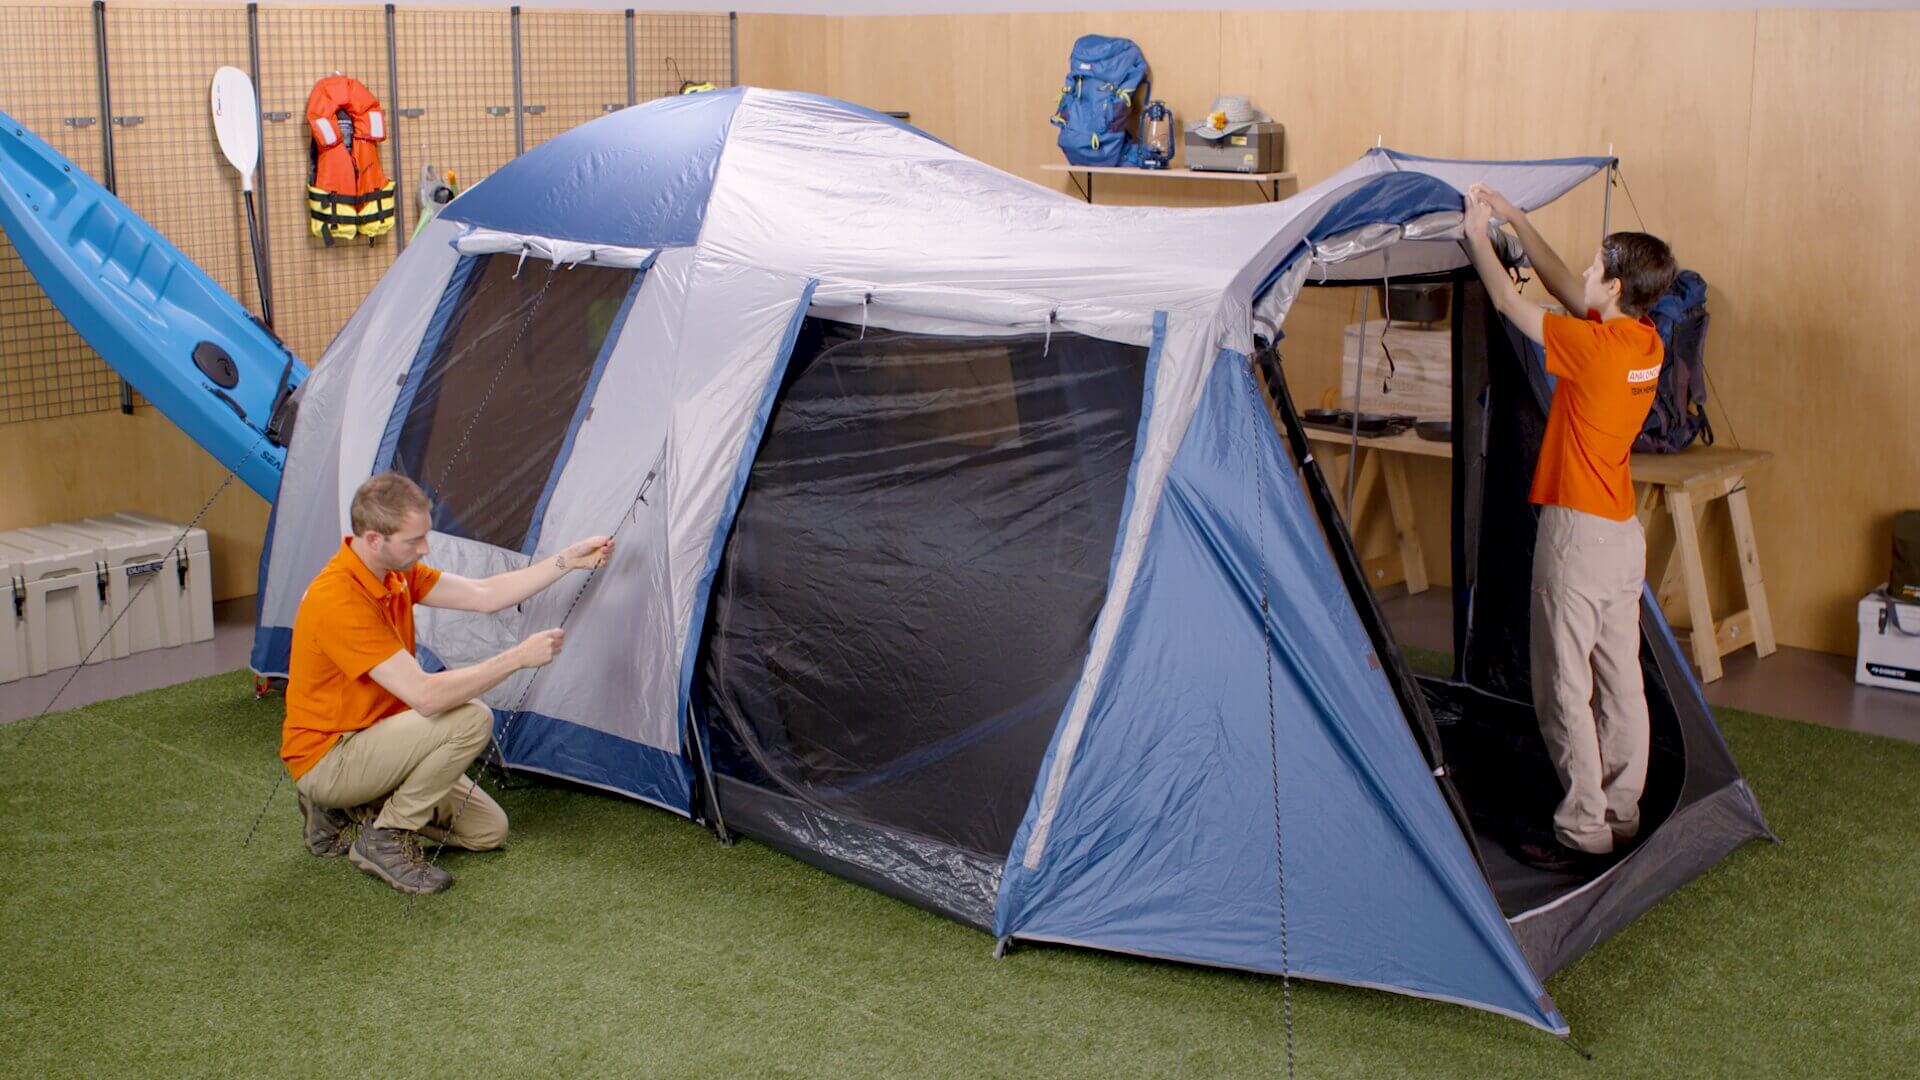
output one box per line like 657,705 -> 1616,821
1631,446 -> 1778,682
1305,426 -> 1445,596
1304,428 -> 1776,683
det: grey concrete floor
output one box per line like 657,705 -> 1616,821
0,596 -> 260,725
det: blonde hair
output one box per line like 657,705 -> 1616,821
350,472 -> 431,537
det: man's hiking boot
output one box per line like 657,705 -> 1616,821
297,791 -> 352,858
348,827 -> 453,895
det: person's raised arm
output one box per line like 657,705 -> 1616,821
1462,192 -> 1547,346
421,537 -> 613,615
1469,184 -> 1585,316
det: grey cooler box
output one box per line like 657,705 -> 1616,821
1184,122 -> 1285,173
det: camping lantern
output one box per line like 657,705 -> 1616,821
1140,101 -> 1173,169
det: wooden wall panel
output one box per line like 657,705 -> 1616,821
734,14 -> 833,98
1731,10 -> 1920,653
0,412 -> 271,605
737,8 -> 1920,655
1220,10 -> 1471,182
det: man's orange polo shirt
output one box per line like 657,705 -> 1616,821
280,539 -> 441,779
1530,309 -> 1664,522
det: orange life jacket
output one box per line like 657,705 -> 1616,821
305,75 -> 396,244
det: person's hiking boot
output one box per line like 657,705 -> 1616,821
1513,839 -> 1615,875
297,791 -> 352,858
417,822 -> 507,851
348,827 -> 453,895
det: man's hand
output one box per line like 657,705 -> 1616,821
556,536 -> 614,572
1468,183 -> 1524,225
515,628 -> 565,669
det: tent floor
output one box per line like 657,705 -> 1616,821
1473,823 -> 1609,918
1418,677 -> 1637,919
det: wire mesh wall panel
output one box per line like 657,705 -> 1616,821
0,6 -> 121,424
637,13 -> 734,103
519,10 -> 628,151
103,6 -> 259,334
1,4 -> 738,429
393,8 -> 516,202
256,5 -> 397,365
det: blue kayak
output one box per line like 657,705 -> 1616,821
0,109 -> 305,500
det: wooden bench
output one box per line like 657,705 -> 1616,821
1304,428 -> 1776,682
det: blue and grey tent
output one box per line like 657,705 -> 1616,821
253,88 -> 1769,1033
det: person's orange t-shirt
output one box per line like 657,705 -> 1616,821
1530,309 -> 1664,522
280,539 -> 441,779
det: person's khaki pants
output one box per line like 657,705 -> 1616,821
1531,505 -> 1649,855
295,699 -> 508,850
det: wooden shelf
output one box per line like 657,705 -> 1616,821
1040,163 -> 1297,203
1040,164 -> 1296,182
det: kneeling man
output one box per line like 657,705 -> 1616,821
281,472 -> 611,894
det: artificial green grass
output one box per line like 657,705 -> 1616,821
1,670 -> 1915,1078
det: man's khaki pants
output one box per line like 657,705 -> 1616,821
1531,505 -> 1650,855
296,700 -> 508,850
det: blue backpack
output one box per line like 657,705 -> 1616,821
1051,35 -> 1150,168
1635,269 -> 1714,453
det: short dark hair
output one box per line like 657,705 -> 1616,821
1600,231 -> 1678,318
350,472 -> 431,537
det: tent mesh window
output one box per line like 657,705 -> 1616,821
699,319 -> 1149,920
389,255 -> 633,550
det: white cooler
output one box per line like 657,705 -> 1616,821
0,524 -> 114,678
0,514 -> 214,684
1856,589 -> 1920,693
66,512 -> 214,655
1,547 -> 26,683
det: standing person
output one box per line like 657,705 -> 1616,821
282,472 -> 612,894
1460,184 -> 1679,871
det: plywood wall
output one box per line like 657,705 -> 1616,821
0,411 -> 271,603
739,8 -> 1920,656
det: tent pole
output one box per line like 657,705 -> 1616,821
1253,343 -> 1486,871
1346,284 -> 1371,518
687,703 -> 732,844
1602,145 -> 1615,237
